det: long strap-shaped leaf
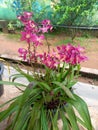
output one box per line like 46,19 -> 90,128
41,107 -> 48,130
11,87 -> 33,129
64,104 -> 79,130
0,99 -> 19,122
14,66 -> 34,82
52,81 -> 75,99
0,80 -> 27,87
60,111 -> 70,130
67,94 -> 93,130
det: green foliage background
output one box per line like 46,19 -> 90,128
0,0 -> 98,26
52,0 -> 98,25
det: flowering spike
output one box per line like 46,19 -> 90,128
18,12 -> 87,67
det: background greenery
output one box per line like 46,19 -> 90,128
0,0 -> 98,26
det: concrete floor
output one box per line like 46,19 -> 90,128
73,82 -> 98,130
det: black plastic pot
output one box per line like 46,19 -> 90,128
0,63 -> 4,96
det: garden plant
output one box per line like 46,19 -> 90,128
0,12 -> 93,130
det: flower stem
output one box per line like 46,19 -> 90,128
45,35 -> 50,53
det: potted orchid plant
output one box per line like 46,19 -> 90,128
0,12 -> 93,130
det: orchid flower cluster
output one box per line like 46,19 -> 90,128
18,12 -> 87,69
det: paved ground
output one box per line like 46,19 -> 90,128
73,82 -> 98,130
0,66 -> 98,129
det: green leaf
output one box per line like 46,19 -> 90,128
52,81 -> 75,99
64,104 -> 79,130
12,105 -> 30,130
14,66 -> 34,82
41,107 -> 48,130
28,102 -> 43,130
11,87 -> 33,129
0,96 -> 20,108
0,80 -> 27,87
60,111 -> 70,130
76,116 -> 87,128
39,82 -> 51,91
9,74 -> 24,82
0,100 -> 19,122
26,88 -> 42,105
28,110 -> 39,130
52,110 -> 59,130
21,116 -> 30,130
67,94 -> 93,130
61,66 -> 72,81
